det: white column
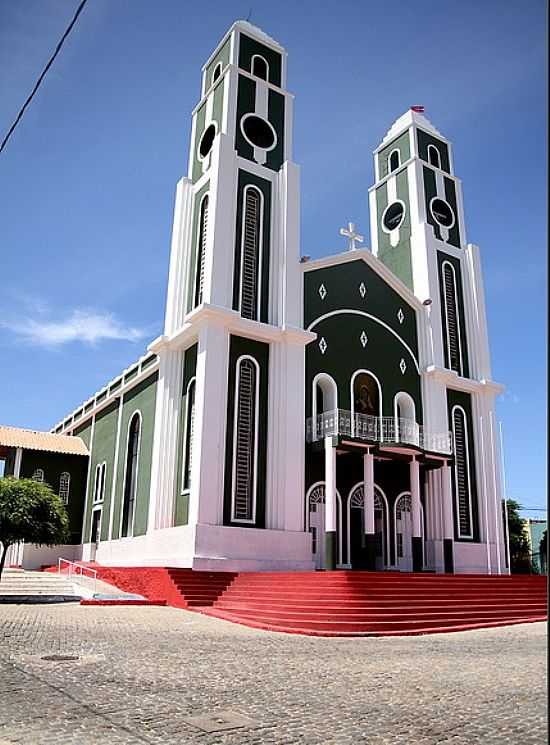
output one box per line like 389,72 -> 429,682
410,457 -> 422,538
163,178 -> 194,335
147,347 -> 184,531
190,321 -> 230,527
13,447 -> 23,479
363,450 -> 375,534
324,437 -> 337,533
441,460 -> 454,540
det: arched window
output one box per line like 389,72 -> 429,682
231,357 -> 259,523
121,413 -> 141,537
182,379 -> 196,492
388,149 -> 400,173
93,462 -> 106,503
312,373 -> 338,440
239,186 -> 263,320
33,468 -> 44,482
442,261 -> 463,374
428,144 -> 441,168
251,55 -> 268,80
59,472 -> 70,504
452,406 -> 473,538
394,392 -> 418,445
350,370 -> 381,439
212,62 -> 222,84
194,194 -> 209,308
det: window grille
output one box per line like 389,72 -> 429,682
183,381 -> 196,492
121,414 -> 140,537
443,262 -> 462,374
194,195 -> 209,307
59,472 -> 70,504
32,468 -> 44,482
240,188 -> 261,320
232,358 -> 258,521
452,407 -> 473,537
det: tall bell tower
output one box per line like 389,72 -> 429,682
146,21 -> 314,571
369,110 -> 506,573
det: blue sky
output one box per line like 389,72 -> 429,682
0,0 -> 546,518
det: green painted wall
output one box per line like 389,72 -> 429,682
423,167 -> 461,248
436,250 -> 470,377
186,181 -> 210,313
19,450 -> 88,544
304,259 -> 422,422
204,37 -> 230,90
378,131 -> 411,180
191,79 -> 225,183
234,74 -> 284,172
82,400 -> 119,543
238,33 -> 282,87
375,170 -> 413,289
232,169 -> 272,322
223,335 -> 269,529
446,388 -> 480,542
174,344 -> 198,526
417,128 -> 450,173
111,373 -> 158,539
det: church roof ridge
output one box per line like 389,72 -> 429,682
233,20 -> 285,50
300,248 -> 425,311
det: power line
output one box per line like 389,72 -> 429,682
0,0 -> 90,156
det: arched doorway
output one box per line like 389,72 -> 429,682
305,482 -> 342,569
347,483 -> 389,569
394,492 -> 424,571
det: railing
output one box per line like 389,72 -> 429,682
305,409 -> 453,455
58,558 -> 97,595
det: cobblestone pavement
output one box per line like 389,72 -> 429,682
0,603 -> 546,744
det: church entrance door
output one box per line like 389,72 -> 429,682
395,493 -> 413,571
90,508 -> 101,562
348,484 -> 387,570
309,500 -> 325,570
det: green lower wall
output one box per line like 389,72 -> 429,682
19,450 -> 88,544
174,344 -> 198,526
223,335 -> 269,528
446,388 -> 480,542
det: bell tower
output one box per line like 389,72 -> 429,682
146,21 -> 314,571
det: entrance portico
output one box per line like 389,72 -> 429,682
306,410 -> 455,572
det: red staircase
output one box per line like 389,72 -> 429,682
197,571 -> 548,636
165,568 -> 237,607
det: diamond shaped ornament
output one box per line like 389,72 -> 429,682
319,337 -> 327,355
360,331 -> 368,348
397,308 -> 404,324
359,282 -> 367,298
399,358 -> 407,374
318,284 -> 327,300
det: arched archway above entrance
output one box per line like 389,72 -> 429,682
346,482 -> 389,569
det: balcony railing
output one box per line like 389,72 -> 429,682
305,409 -> 452,455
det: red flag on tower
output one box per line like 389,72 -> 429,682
411,105 -> 425,113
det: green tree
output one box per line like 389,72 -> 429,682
0,477 -> 69,580
504,499 -> 533,573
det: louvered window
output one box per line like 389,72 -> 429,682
442,262 -> 463,374
183,380 -> 196,492
121,413 -> 140,537
452,407 -> 473,538
194,195 -> 209,307
59,472 -> 70,504
240,187 -> 262,320
232,358 -> 258,522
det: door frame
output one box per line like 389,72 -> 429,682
305,481 -> 344,568
394,491 -> 424,570
346,482 -> 390,568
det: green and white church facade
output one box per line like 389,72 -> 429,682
46,21 -> 507,574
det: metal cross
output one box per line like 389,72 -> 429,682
340,221 -> 364,251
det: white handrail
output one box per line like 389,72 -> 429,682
58,558 -> 97,595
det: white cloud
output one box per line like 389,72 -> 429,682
3,309 -> 147,347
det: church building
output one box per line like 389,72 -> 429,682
1,21 -> 508,575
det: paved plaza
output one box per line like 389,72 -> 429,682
0,603 -> 546,744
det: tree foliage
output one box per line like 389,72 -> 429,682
504,499 -> 533,573
0,477 -> 69,579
